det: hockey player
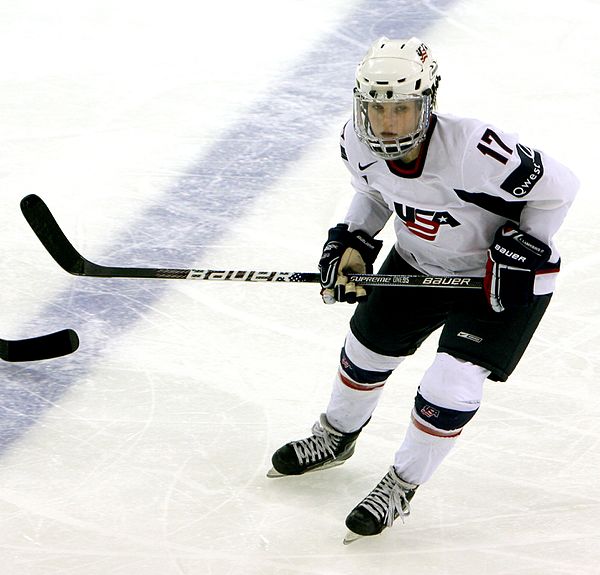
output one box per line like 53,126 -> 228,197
267,37 -> 579,543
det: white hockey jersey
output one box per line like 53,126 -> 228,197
340,113 -> 579,294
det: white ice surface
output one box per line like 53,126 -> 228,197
0,0 -> 599,574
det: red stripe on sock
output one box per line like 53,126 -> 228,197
339,371 -> 385,392
411,414 -> 462,438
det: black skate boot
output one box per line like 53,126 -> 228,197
267,414 -> 364,478
343,466 -> 418,544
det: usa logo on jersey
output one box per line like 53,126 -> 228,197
394,202 -> 461,241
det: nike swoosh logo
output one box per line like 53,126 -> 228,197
358,161 -> 377,171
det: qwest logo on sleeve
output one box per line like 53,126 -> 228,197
394,202 -> 461,241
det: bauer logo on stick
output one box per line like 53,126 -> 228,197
187,270 -> 295,282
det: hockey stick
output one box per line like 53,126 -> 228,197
20,194 -> 483,289
0,329 -> 79,362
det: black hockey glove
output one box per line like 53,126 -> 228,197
318,223 -> 383,304
484,223 -> 551,313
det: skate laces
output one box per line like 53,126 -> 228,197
360,467 -> 414,527
292,415 -> 343,464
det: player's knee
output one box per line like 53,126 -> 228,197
339,331 -> 405,388
419,352 -> 488,409
412,352 -> 489,435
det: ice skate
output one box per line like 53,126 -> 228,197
343,466 -> 418,544
267,414 -> 363,478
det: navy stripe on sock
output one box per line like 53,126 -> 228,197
414,391 -> 478,431
340,347 -> 392,384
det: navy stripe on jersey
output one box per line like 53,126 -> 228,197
340,120 -> 349,161
341,145 -> 348,161
453,188 -> 525,222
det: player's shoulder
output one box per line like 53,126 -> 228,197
435,112 -> 524,176
443,113 -> 575,199
434,112 -> 518,150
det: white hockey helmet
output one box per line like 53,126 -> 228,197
353,37 -> 440,160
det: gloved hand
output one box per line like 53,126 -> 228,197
318,223 -> 383,304
484,223 -> 551,313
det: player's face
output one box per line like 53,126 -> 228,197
367,99 -> 421,142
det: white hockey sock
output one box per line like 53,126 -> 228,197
326,371 -> 385,433
393,353 -> 490,484
393,421 -> 458,485
326,332 -> 405,433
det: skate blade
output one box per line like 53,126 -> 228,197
266,467 -> 284,478
266,458 -> 348,479
343,530 -> 363,545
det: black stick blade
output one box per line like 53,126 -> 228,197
20,194 -> 87,275
19,194 -> 173,278
0,329 -> 79,362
